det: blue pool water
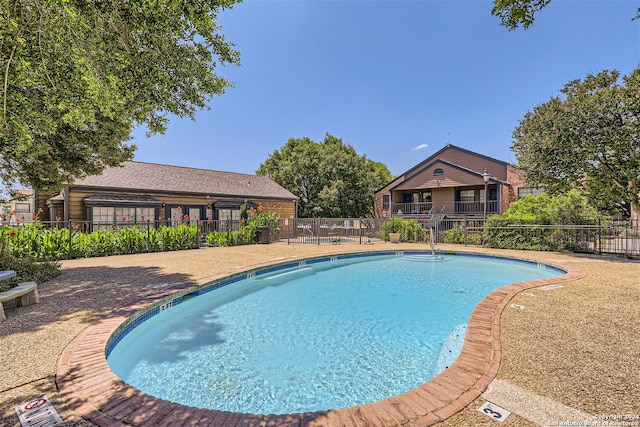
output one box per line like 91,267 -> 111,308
107,253 -> 563,415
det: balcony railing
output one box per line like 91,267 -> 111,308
389,202 -> 433,216
454,200 -> 498,215
390,201 -> 498,217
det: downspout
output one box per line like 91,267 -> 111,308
63,186 -> 70,222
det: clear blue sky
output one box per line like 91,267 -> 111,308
131,0 -> 639,177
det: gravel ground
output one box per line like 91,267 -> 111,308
0,242 -> 638,426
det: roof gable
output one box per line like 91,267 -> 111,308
391,159 -> 504,191
376,144 -> 510,193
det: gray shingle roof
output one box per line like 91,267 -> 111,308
72,161 -> 297,200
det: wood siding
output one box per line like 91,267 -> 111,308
393,160 -> 498,191
431,146 -> 508,181
64,189 -> 296,222
432,189 -> 455,214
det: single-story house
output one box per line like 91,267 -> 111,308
35,161 -> 298,226
374,144 -> 540,219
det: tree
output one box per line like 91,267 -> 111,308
256,134 -> 395,218
491,0 -> 640,30
493,189 -> 601,223
511,67 -> 640,216
1,0 -> 240,192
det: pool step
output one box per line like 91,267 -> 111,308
433,324 -> 467,375
403,254 -> 446,262
252,267 -> 316,286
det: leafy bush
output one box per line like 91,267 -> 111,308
443,222 -> 481,245
0,223 -> 200,260
380,218 -> 427,242
0,256 -> 61,292
206,207 -> 281,247
483,190 -> 608,251
206,231 -> 229,247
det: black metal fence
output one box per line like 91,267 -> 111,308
1,217 -> 638,259
279,218 -> 383,245
428,218 -> 639,256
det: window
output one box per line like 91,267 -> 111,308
188,208 -> 200,224
116,207 -> 136,222
137,208 -> 155,222
459,190 -> 475,202
170,207 -> 183,225
518,188 -> 545,198
93,207 -> 115,223
92,206 -> 156,224
14,203 -> 31,213
218,209 -> 240,221
422,191 -> 432,202
433,168 -> 444,176
382,195 -> 389,210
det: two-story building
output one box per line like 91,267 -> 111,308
374,144 -> 537,220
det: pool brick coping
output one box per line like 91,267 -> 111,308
56,252 -> 586,427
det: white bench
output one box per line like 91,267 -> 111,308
0,282 -> 39,321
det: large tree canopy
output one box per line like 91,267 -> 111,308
512,67 -> 640,216
491,0 -> 640,30
257,134 -> 395,218
1,0 -> 240,192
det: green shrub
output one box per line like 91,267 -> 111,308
483,190 -> 608,251
443,222 -> 481,245
205,209 -> 281,247
206,231 -> 229,247
380,218 -> 427,242
0,255 -> 61,292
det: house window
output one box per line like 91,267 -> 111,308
15,203 -> 31,213
137,207 -> 155,222
382,195 -> 389,210
433,168 -> 444,176
518,188 -> 545,198
92,207 -> 156,224
422,191 -> 432,202
218,209 -> 240,221
188,208 -> 200,224
93,207 -> 115,223
116,207 -> 136,222
170,207 -> 183,225
459,190 -> 475,202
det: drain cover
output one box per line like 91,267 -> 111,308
15,395 -> 63,427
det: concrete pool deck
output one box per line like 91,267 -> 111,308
1,242 -> 638,426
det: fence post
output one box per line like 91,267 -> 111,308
597,219 -> 602,255
67,221 -> 73,259
463,218 -> 468,246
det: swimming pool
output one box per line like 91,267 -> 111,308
106,251 -> 564,415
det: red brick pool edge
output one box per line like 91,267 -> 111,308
56,255 -> 586,427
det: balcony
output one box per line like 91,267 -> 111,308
389,202 -> 433,216
390,200 -> 498,218
454,200 -> 498,215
